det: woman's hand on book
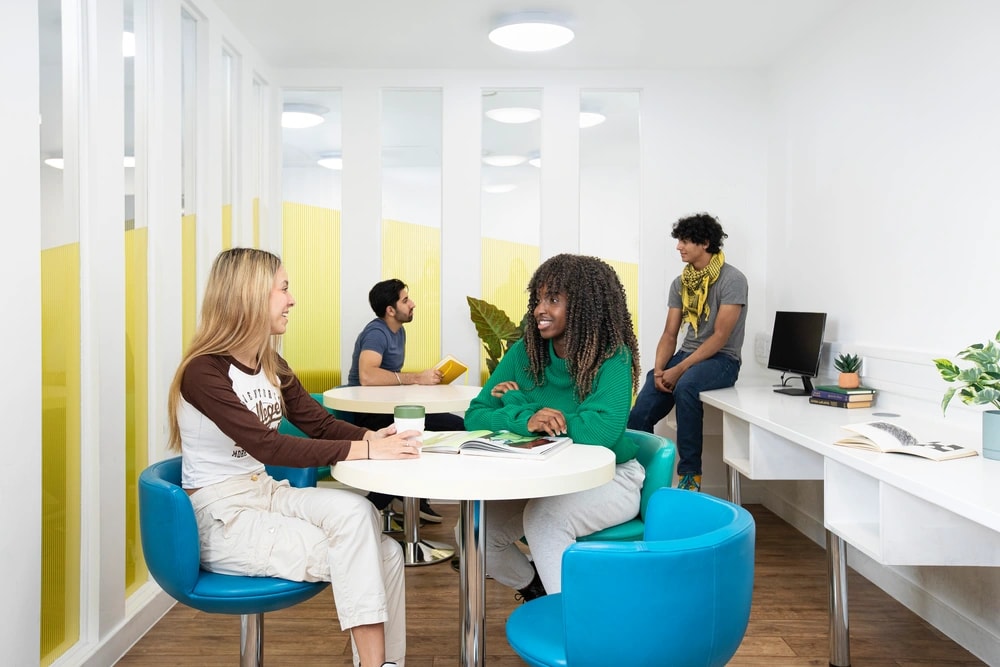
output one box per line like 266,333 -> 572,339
528,407 -> 567,436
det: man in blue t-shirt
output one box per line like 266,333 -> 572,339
347,278 -> 465,521
628,213 -> 748,492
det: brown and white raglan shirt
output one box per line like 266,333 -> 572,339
178,353 -> 368,489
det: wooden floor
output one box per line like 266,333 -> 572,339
118,503 -> 985,666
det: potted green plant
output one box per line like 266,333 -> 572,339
466,296 -> 525,377
834,353 -> 862,389
934,330 -> 1000,460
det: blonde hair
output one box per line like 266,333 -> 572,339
167,248 -> 285,451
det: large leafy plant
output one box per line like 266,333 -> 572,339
466,296 -> 525,375
933,330 -> 1000,413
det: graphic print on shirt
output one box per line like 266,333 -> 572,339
229,364 -> 284,458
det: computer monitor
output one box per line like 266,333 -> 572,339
767,311 -> 827,396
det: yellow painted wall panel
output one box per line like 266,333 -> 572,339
252,197 -> 260,248
124,227 -> 149,595
480,238 -> 538,383
182,214 -> 197,347
382,219 -> 441,373
40,243 -> 81,664
602,257 -> 640,342
281,202 -> 341,392
221,204 -> 232,249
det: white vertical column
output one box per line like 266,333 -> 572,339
340,86 -> 383,374
144,0 -> 182,462
80,0 -> 127,636
539,85 -> 580,258
441,85 -> 483,380
0,3 -> 41,663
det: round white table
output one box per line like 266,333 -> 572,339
323,384 -> 482,566
334,443 -> 615,667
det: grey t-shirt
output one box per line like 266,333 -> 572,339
667,262 -> 748,362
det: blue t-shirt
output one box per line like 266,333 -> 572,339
347,318 -> 406,386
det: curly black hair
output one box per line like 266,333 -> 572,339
671,213 -> 728,254
522,254 -> 640,401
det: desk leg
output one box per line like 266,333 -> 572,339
400,496 -> 454,566
826,530 -> 851,667
727,464 -> 742,505
459,500 -> 485,667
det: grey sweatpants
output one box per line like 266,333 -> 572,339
484,458 -> 644,594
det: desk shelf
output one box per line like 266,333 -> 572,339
825,458 -> 1000,566
722,414 -> 823,480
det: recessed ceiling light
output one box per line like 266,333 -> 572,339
482,154 -> 527,167
489,11 -> 574,52
282,103 -> 328,129
483,184 -> 517,194
124,156 -> 136,168
122,31 -> 135,58
485,107 -> 541,124
528,152 -> 541,168
43,157 -> 65,169
579,111 -> 606,128
317,153 -> 343,170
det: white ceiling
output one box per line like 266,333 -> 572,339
213,0 -> 849,70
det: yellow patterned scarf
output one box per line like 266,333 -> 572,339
680,251 -> 725,335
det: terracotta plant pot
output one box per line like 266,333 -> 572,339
838,372 -> 860,389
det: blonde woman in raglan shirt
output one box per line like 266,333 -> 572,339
167,248 -> 416,667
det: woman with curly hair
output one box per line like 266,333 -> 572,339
464,254 -> 643,601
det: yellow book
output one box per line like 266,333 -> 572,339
434,354 -> 469,384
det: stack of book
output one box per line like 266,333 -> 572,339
809,384 -> 876,409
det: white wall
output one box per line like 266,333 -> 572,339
764,1 -> 1000,661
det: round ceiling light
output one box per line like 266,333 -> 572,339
528,152 -> 541,168
317,153 -> 343,170
43,157 -> 65,170
485,107 -> 542,124
282,103 -> 328,129
482,154 -> 527,167
579,111 -> 607,128
489,12 -> 574,52
122,31 -> 135,58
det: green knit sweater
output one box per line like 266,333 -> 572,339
464,339 -> 637,463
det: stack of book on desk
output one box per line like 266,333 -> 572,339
809,384 -> 876,409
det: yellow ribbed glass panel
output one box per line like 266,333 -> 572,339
221,204 -> 232,249
480,238 -> 538,383
382,218 -> 440,373
124,226 -> 149,595
601,258 -> 640,343
281,202 -> 341,392
40,243 -> 81,665
252,197 -> 260,248
182,214 -> 197,347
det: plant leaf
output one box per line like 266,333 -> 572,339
940,386 -> 957,414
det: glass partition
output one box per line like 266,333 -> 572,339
280,89 -> 343,391
381,89 -> 443,372
579,90 -> 642,331
220,47 -> 236,248
123,0 -> 148,597
39,0 -> 81,660
480,88 -> 542,375
180,8 -> 198,345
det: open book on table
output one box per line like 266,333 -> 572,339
834,422 -> 978,461
421,430 -> 572,460
433,355 -> 469,384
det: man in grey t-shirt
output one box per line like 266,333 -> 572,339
627,213 -> 747,492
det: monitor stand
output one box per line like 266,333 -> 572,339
773,375 -> 814,396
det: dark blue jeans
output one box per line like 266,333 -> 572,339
627,350 -> 740,475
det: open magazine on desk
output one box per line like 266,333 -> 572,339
421,430 -> 572,460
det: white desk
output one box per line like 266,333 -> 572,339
701,385 -> 1000,667
323,383 -> 483,566
334,443 -> 615,667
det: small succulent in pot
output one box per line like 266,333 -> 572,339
835,353 -> 861,389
